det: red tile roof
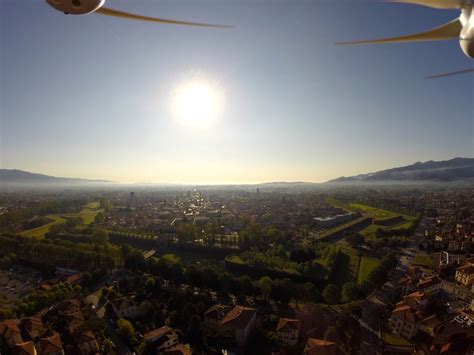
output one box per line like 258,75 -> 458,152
13,341 -> 37,355
220,305 -> 256,330
39,332 -> 63,354
277,318 -> 301,332
304,338 -> 337,355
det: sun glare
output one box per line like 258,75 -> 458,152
171,75 -> 224,128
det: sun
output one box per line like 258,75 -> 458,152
171,75 -> 224,128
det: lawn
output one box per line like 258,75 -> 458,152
382,332 -> 413,347
413,253 -> 433,268
19,202 -> 103,238
346,203 -> 417,240
20,214 -> 66,238
358,257 -> 380,283
161,253 -> 181,264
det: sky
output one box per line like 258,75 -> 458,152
1,0 -> 473,184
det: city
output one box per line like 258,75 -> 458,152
0,176 -> 473,354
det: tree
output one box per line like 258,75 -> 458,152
258,276 -> 272,300
346,233 -> 364,247
341,282 -> 359,303
117,318 -> 134,338
91,228 -> 109,244
304,282 -> 320,302
322,284 -> 340,304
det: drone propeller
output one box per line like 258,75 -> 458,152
336,18 -> 462,45
385,0 -> 468,9
95,7 -> 233,28
425,67 -> 474,79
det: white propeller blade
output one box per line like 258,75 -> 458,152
336,18 -> 462,45
385,0 -> 469,9
95,7 -> 233,28
425,67 -> 474,78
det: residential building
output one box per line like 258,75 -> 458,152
203,304 -> 231,324
303,338 -> 337,355
276,318 -> 300,347
72,331 -> 99,355
0,320 -> 23,348
39,332 -> 64,355
13,341 -> 37,355
418,277 -> 442,295
389,303 -> 421,339
143,326 -> 179,353
455,264 -> 474,287
21,317 -> 44,340
220,306 -> 257,346
112,298 -> 141,319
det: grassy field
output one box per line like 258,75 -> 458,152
382,332 -> 413,347
19,202 -> 103,238
413,252 -> 433,268
348,203 -> 416,240
20,214 -> 67,238
358,257 -> 380,283
161,253 -> 181,264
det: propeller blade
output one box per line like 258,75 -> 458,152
95,7 -> 233,28
425,67 -> 474,79
336,18 -> 462,45
385,0 -> 468,9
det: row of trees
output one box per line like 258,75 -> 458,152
0,234 -> 123,271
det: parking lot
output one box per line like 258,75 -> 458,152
0,268 -> 40,308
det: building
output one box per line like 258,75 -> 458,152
112,298 -> 141,319
313,213 -> 354,228
389,304 -> 421,339
220,306 -> 257,346
402,291 -> 428,311
142,326 -> 179,353
72,331 -> 99,355
0,320 -> 23,348
203,304 -> 231,323
39,333 -> 64,355
303,338 -> 337,355
13,341 -> 37,355
418,277 -> 442,295
455,264 -> 474,287
164,344 -> 192,355
276,318 -> 300,347
21,317 -> 44,340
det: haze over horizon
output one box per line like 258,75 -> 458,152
1,0 -> 473,184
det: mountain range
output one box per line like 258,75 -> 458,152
1,157 -> 473,189
327,157 -> 474,183
0,169 -> 112,187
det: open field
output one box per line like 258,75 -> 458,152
20,214 -> 66,238
19,202 -> 103,238
349,203 -> 416,240
413,252 -> 433,268
358,257 -> 380,283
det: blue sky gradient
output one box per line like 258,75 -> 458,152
1,0 -> 473,183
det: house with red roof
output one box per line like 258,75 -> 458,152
220,305 -> 256,346
13,341 -> 37,355
303,338 -> 337,355
0,319 -> 23,348
389,303 -> 422,340
72,330 -> 99,355
39,332 -> 64,355
142,326 -> 179,353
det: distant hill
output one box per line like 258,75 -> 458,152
328,158 -> 474,183
0,169 -> 112,188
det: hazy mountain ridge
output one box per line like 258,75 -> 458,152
328,158 -> 474,183
0,169 -> 112,185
